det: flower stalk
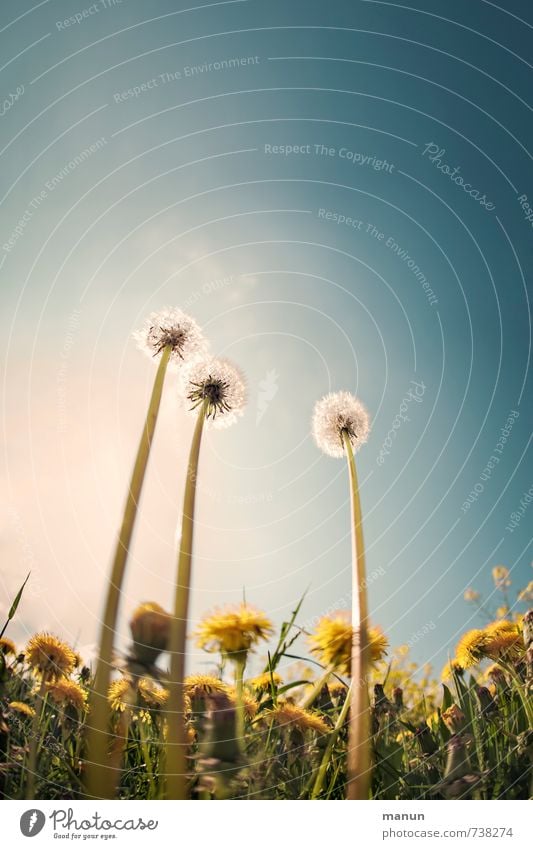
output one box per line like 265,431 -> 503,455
164,400 -> 208,799
25,674 -> 48,799
85,344 -> 171,799
343,431 -> 371,801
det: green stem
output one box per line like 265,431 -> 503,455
25,675 -> 48,799
311,682 -> 353,798
500,661 -> 533,726
343,432 -> 371,801
164,402 -> 207,799
85,345 -> 171,799
234,655 -> 247,752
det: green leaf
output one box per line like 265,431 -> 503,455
441,683 -> 453,712
8,572 -> 30,620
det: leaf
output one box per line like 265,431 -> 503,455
8,572 -> 30,620
277,680 -> 312,695
441,683 -> 453,712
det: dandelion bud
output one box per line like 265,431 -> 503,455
129,602 -> 171,664
392,687 -> 404,710
476,686 -> 498,717
441,704 -> 466,733
522,609 -> 533,648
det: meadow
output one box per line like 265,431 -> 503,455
1,308 -> 531,801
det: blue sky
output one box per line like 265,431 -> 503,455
1,0 -> 531,680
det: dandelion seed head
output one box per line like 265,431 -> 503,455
312,391 -> 371,458
184,357 -> 247,428
133,307 -> 208,369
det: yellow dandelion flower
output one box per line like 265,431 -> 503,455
108,678 -> 135,712
8,701 -> 35,717
309,612 -> 352,674
0,637 -> 16,655
195,603 -> 273,656
309,612 -> 388,674
454,629 -> 488,668
517,581 -> 533,603
26,633 -> 76,682
265,701 -> 329,735
138,678 -> 169,709
463,588 -> 480,603
369,626 -> 389,663
184,674 -> 230,701
48,679 -> 87,712
328,680 -> 348,698
227,687 -> 259,719
249,671 -> 282,691
492,565 -> 511,590
483,620 -> 523,659
495,605 -> 510,619
441,659 -> 463,680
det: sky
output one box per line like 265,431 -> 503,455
1,0 -> 532,681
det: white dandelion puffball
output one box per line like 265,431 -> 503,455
185,357 -> 247,429
312,391 -> 371,458
133,307 -> 208,368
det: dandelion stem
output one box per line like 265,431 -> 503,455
343,432 -> 371,801
311,682 -> 353,798
233,654 -> 247,752
25,675 -> 47,799
85,344 -> 171,799
164,401 -> 208,799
